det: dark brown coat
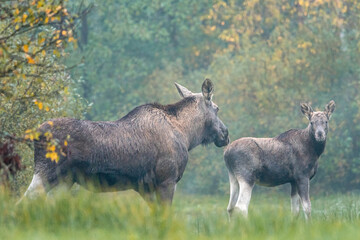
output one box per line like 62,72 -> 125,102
23,79 -> 229,204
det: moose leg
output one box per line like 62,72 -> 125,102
156,181 -> 176,205
46,181 -> 74,199
234,177 -> 254,217
138,188 -> 156,204
290,182 -> 300,217
227,172 -> 240,219
24,173 -> 46,198
297,178 -> 311,220
16,173 -> 46,205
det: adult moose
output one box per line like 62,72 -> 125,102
22,79 -> 229,204
224,101 -> 335,219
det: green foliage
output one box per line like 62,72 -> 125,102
69,0 -> 217,120
1,191 -> 360,239
69,0 -> 360,194
0,0 -> 87,187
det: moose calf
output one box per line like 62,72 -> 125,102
224,101 -> 335,219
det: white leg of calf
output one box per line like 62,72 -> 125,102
291,194 -> 300,216
301,199 -> 311,220
24,174 -> 45,199
234,178 -> 253,218
227,173 -> 240,219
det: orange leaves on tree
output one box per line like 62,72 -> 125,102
25,54 -> 36,64
38,38 -> 45,44
45,148 -> 59,163
23,45 -> 29,52
34,99 -> 44,110
24,129 -> 40,141
22,13 -> 28,23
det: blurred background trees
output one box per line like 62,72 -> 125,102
2,0 -> 360,194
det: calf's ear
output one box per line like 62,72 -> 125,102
202,78 -> 214,101
325,100 -> 335,119
175,83 -> 193,98
301,102 -> 313,120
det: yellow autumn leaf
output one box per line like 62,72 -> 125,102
22,13 -> 28,23
48,152 -> 59,162
64,140 -> 68,146
62,30 -> 67,36
26,54 -> 36,64
39,38 -> 45,44
48,145 -> 56,152
48,121 -> 53,126
23,44 -> 29,52
37,1 -> 44,8
45,106 -> 50,112
38,101 -> 43,110
46,152 -> 59,162
25,133 -> 34,140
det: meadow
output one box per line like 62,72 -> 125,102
1,188 -> 360,240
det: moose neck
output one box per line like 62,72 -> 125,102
172,103 -> 207,151
304,125 -> 326,157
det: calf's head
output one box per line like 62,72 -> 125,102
175,79 -> 229,147
301,100 -> 336,142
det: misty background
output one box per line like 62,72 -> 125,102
2,0 -> 360,195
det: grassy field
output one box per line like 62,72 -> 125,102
1,188 -> 360,240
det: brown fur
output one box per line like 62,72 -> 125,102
25,79 -> 229,205
224,100 -> 335,219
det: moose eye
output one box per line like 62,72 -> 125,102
310,122 -> 314,125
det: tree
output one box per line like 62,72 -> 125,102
0,0 -> 88,186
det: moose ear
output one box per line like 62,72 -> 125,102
174,83 -> 193,98
300,102 -> 313,120
201,78 -> 214,101
325,100 -> 335,119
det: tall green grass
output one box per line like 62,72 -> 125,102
1,189 -> 360,239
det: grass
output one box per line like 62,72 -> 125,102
1,188 -> 360,240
